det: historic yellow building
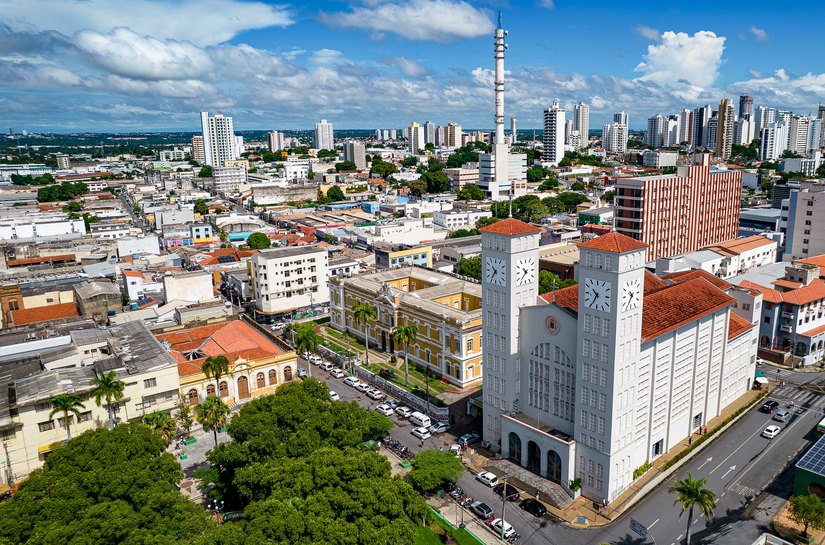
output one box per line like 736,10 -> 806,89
330,267 -> 482,388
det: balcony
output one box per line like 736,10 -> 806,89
780,324 -> 793,333
781,311 -> 795,319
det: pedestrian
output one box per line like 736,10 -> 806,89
688,435 -> 692,446
420,439 -> 424,448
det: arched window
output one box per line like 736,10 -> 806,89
187,389 -> 199,406
237,376 -> 250,399
269,369 -> 278,385
206,384 -> 215,397
527,441 -> 541,474
284,366 -> 293,382
256,372 -> 265,388
508,432 -> 522,464
547,450 -> 562,484
760,335 -> 771,348
219,381 -> 229,397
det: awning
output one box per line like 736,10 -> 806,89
37,440 -> 65,454
755,376 -> 769,384
755,371 -> 767,378
0,484 -> 10,494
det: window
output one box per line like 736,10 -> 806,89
39,421 -> 55,432
35,401 -> 51,412
764,316 -> 770,324
144,378 -> 157,388
467,338 -> 473,352
807,211 -> 813,216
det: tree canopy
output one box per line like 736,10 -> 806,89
194,199 -> 209,215
456,184 -> 484,201
526,165 -> 550,183
456,255 -> 482,281
335,161 -> 357,172
406,450 -> 465,492
326,185 -> 345,202
539,270 -> 576,293
198,165 -> 213,178
246,232 -> 271,250
445,143 -> 488,168
370,157 -> 398,178
37,182 -> 88,202
789,494 -> 825,536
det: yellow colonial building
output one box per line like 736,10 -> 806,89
330,267 -> 482,388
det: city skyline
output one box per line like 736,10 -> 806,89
2,0 -> 825,132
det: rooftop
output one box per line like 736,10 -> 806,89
10,302 -> 79,327
479,218 -> 541,236
739,279 -> 825,306
256,244 -> 325,259
707,235 -> 775,256
662,269 -> 733,291
578,232 -> 648,253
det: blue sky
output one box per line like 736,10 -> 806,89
1,0 -> 824,132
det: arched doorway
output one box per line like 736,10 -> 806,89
527,441 -> 541,474
219,381 -> 229,397
268,369 -> 278,385
508,432 -> 522,464
546,450 -> 562,484
237,376 -> 250,399
256,372 -> 265,388
187,389 -> 199,406
284,366 -> 293,381
760,335 -> 770,348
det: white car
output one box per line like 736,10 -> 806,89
428,421 -> 450,434
366,388 -> 385,401
329,368 -> 345,379
329,390 -> 340,401
476,471 -> 499,487
395,406 -> 413,418
376,404 -> 395,416
489,518 -> 515,539
411,426 -> 432,440
308,355 -> 322,366
343,376 -> 361,388
762,425 -> 781,439
355,382 -> 371,393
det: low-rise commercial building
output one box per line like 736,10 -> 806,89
251,245 -> 329,319
433,209 -> 492,230
163,271 -> 215,304
375,244 -> 433,270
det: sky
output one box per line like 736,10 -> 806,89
2,0 -> 825,132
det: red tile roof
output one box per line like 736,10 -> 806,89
739,279 -> 825,306
798,255 -> 825,269
479,218 -> 541,236
641,278 -> 734,342
11,302 -> 78,326
579,232 -> 648,253
772,279 -> 803,289
540,272 -> 669,311
706,235 -> 775,256
728,312 -> 755,340
800,323 -> 825,338
644,270 -> 668,294
739,280 -> 783,304
122,270 -> 144,278
662,269 -> 733,291
6,254 -> 75,267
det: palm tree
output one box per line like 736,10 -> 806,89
195,395 -> 230,447
392,325 -> 418,387
669,472 -> 717,545
89,370 -> 126,429
352,303 -> 377,367
48,394 -> 85,441
202,355 -> 230,397
294,324 -> 322,377
144,411 -> 178,445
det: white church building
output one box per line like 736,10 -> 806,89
480,219 -> 759,503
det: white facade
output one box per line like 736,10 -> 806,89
759,122 -> 789,161
433,209 -> 492,230
602,123 -> 628,153
155,207 -> 195,230
314,119 -> 334,150
543,100 -> 565,165
212,164 -> 248,194
267,131 -> 285,152
252,245 -> 330,316
0,216 -> 86,242
424,121 -> 436,145
409,122 -> 425,154
343,141 -> 366,170
646,114 -> 665,148
116,236 -> 161,258
200,111 -> 237,167
574,102 -> 589,150
163,271 -> 215,304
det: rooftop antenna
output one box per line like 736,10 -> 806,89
498,10 -> 502,28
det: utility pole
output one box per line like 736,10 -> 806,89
500,474 -> 509,542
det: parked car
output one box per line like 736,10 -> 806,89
429,421 -> 450,434
459,433 -> 481,447
343,376 -> 361,388
519,498 -> 547,518
493,483 -> 520,501
762,425 -> 781,439
376,404 -> 395,416
271,321 -> 287,330
329,390 -> 340,401
308,355 -> 323,366
449,444 -> 462,457
395,406 -> 413,418
385,399 -> 399,409
476,471 -> 499,487
470,501 -> 494,520
489,518 -> 515,539
319,362 -> 333,372
355,382 -> 371,393
760,400 -> 780,413
411,427 -> 432,440
366,388 -> 385,400
329,368 -> 345,378
773,409 -> 791,422
297,368 -> 308,379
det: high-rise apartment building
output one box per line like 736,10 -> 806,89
678,109 -> 692,147
818,105 -> 825,148
692,105 -> 711,150
408,122 -> 425,154
664,115 -> 680,147
314,119 -> 334,150
787,116 -> 821,155
200,111 -> 238,167
733,118 -> 755,146
716,98 -> 735,159
739,95 -> 753,119
645,115 -> 665,148
424,121 -> 435,145
435,125 -> 446,146
755,106 -> 776,137
573,102 -> 589,150
446,123 -> 462,148
191,135 -> 205,164
614,154 -> 742,260
706,115 -> 718,150
614,112 -> 628,126
267,131 -> 285,153
564,120 -> 574,145
252,245 -> 329,319
510,117 -> 517,144
759,122 -> 789,161
783,188 -> 825,260
543,100 -> 565,165
602,123 -> 628,153
343,140 -> 366,170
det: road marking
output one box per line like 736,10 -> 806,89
721,465 -> 737,479
678,534 -> 684,541
697,457 -> 713,470
721,492 -> 726,497
709,422 -> 769,474
649,519 -> 659,529
694,518 -> 699,525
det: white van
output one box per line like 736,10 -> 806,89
409,411 -> 432,428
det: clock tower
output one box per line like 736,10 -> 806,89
479,218 -> 541,450
574,232 -> 648,500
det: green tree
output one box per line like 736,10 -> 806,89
175,396 -> 195,438
570,181 -> 585,191
456,255 -> 482,280
817,163 -> 825,178
449,228 -> 478,239
49,394 -> 85,441
370,158 -> 399,178
202,355 -> 230,395
335,161 -> 357,172
601,190 -> 615,203
198,165 -> 213,178
408,179 -> 428,197
401,156 -> 418,167
326,185 -> 345,202
556,191 -> 590,213
89,370 -> 125,429
392,325 -> 418,387
476,216 -> 499,229
195,395 -> 231,447
406,449 -> 465,491
194,198 -> 209,215
456,183 -> 485,200
789,494 -> 825,537
246,232 -> 271,250
143,411 -> 177,445
421,170 -> 450,193
353,303 -> 377,367
294,323 -> 322,363
539,270 -> 576,293
218,228 -> 228,243
668,473 -> 716,545
526,165 -> 550,183
63,201 -> 82,213
538,176 -> 560,190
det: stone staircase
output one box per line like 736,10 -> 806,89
485,459 -> 573,509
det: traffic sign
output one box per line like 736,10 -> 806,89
630,518 -> 648,538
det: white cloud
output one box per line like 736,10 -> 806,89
634,31 -> 725,90
748,26 -> 769,42
320,0 -> 493,42
635,25 -> 660,40
538,0 -> 554,8
382,56 -> 427,77
73,28 -> 213,80
0,0 -> 293,46
309,49 -> 344,65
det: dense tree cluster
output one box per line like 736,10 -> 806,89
370,157 -> 398,178
335,161 -> 357,172
456,184 -> 484,201
246,232 -> 271,250
445,142 -> 489,168
36,182 -> 88,202
10,173 -> 55,185
326,185 -> 345,202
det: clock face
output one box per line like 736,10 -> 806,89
621,277 -> 642,311
515,257 -> 536,286
485,257 -> 507,286
545,315 -> 559,335
583,278 -> 612,312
